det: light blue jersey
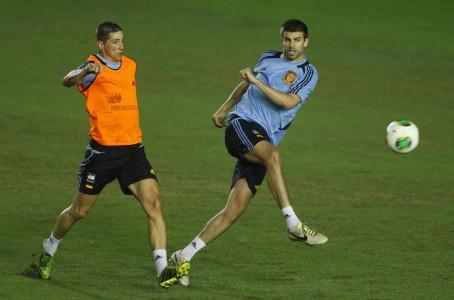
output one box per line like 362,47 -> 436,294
229,50 -> 318,145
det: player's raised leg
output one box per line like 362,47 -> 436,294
171,178 -> 254,286
39,192 -> 98,279
129,178 -> 188,288
244,141 -> 290,207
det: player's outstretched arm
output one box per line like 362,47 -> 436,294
62,63 -> 102,87
212,80 -> 249,128
240,67 -> 300,109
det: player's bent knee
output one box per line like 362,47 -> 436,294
69,205 -> 90,221
223,201 -> 248,223
221,209 -> 240,224
234,200 -> 249,214
265,149 -> 281,167
142,196 -> 163,217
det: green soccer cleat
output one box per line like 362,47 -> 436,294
38,249 -> 53,280
288,223 -> 328,245
170,250 -> 191,286
158,265 -> 178,288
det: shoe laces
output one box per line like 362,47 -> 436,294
302,224 -> 318,236
40,253 -> 53,265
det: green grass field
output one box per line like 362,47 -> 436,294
1,0 -> 453,299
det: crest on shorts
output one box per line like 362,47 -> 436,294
282,71 -> 297,86
86,173 -> 96,183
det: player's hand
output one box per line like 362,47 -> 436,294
212,110 -> 227,128
239,67 -> 257,84
85,63 -> 102,74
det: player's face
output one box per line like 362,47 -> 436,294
282,31 -> 308,61
98,31 -> 125,62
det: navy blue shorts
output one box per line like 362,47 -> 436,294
225,116 -> 271,194
77,140 -> 157,195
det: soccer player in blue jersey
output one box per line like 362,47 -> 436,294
171,19 -> 328,286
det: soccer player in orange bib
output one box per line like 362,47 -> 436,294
35,21 -> 188,288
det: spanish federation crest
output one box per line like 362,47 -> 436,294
282,71 -> 297,86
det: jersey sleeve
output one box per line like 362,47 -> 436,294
254,50 -> 282,70
77,61 -> 97,92
289,66 -> 318,104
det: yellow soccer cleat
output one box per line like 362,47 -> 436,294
170,250 -> 190,287
158,266 -> 178,288
288,223 -> 328,245
38,249 -> 54,280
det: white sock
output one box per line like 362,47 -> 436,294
153,249 -> 168,276
281,206 -> 301,232
180,237 -> 206,261
42,233 -> 61,257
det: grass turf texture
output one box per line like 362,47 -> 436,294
1,0 -> 453,299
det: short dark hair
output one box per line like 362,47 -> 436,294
280,19 -> 308,38
96,21 -> 122,42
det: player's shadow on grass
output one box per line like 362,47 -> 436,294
20,266 -> 110,300
45,279 -> 112,300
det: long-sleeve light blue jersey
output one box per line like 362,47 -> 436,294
228,50 -> 318,145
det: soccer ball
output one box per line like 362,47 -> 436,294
386,120 -> 419,154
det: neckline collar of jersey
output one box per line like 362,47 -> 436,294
95,53 -> 122,70
280,54 -> 307,65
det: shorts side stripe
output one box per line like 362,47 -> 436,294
77,145 -> 103,190
232,119 -> 254,150
232,119 -> 253,150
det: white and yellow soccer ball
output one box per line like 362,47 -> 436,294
386,120 -> 419,154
